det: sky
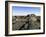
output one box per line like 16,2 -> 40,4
12,6 -> 40,16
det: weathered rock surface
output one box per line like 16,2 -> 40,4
12,14 -> 40,30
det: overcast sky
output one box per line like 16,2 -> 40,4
12,6 -> 40,16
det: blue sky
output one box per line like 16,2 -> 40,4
12,6 -> 40,16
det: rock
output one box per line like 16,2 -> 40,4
12,14 -> 40,30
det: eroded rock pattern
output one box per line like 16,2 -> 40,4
12,14 -> 40,30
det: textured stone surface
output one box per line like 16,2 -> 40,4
12,14 -> 40,30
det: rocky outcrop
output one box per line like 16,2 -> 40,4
12,14 -> 40,30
